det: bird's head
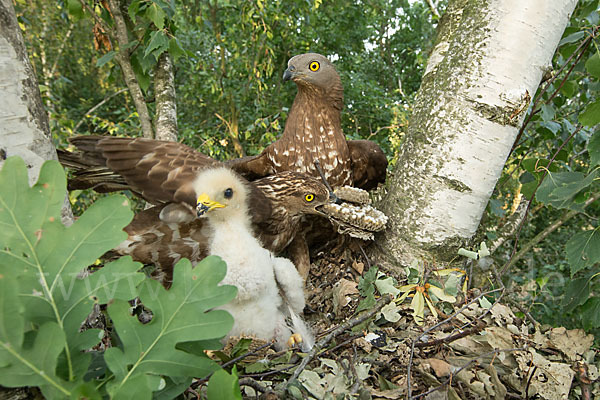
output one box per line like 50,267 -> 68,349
192,167 -> 250,222
254,172 -> 331,218
283,53 -> 342,94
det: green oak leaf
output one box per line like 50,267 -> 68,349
207,367 -> 242,400
105,256 -> 236,399
0,157 -> 142,397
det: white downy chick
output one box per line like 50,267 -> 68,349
192,167 -> 313,351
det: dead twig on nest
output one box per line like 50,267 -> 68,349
238,377 -> 269,394
285,295 -> 393,387
407,288 -> 504,399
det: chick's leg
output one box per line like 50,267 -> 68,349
272,256 -> 306,314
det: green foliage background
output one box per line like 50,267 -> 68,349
11,0 -> 600,342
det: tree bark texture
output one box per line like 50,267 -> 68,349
376,0 -> 578,267
0,0 -> 73,225
107,0 -> 155,139
154,52 -> 178,142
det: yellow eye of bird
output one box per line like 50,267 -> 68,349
305,194 -> 314,202
309,61 -> 320,72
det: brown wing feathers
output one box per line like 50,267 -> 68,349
59,53 -> 387,282
62,136 -> 218,205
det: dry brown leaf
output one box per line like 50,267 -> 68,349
352,260 -> 365,274
515,349 -> 575,400
426,358 -> 452,377
448,336 -> 488,355
484,326 -> 515,349
355,337 -> 372,353
547,327 -> 594,361
370,388 -> 406,399
332,278 -> 358,314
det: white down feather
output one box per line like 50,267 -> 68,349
193,168 -> 313,351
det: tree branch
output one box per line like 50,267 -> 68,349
154,52 -> 178,141
106,0 -> 154,138
423,0 -> 441,18
502,191 -> 600,274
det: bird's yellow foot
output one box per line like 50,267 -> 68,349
287,333 -> 303,348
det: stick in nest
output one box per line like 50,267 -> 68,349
285,295 -> 393,387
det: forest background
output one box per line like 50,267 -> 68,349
14,0 -> 599,337
4,0 -> 599,381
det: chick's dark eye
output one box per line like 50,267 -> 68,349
224,188 -> 233,199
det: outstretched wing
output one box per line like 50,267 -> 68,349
61,135 -> 219,205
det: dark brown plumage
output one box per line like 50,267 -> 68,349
227,53 -> 387,190
115,171 -> 328,284
59,136 -> 330,281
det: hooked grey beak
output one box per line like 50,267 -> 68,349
282,66 -> 295,81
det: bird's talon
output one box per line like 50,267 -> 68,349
287,333 -> 303,348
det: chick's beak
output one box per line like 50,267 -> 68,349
196,193 -> 226,217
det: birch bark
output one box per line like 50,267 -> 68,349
0,0 -> 73,225
376,0 -> 578,267
154,52 -> 178,142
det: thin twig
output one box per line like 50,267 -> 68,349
358,244 -> 372,270
314,160 -> 336,197
524,365 -> 538,399
507,298 -> 539,327
349,343 -> 361,394
286,295 -> 393,386
319,333 -> 364,356
221,342 -> 275,370
423,0 -> 441,18
406,288 -> 503,399
241,364 -> 296,379
191,341 -> 275,389
414,320 -> 485,348
502,125 -> 583,277
73,88 -> 128,132
238,377 -> 268,394
510,30 -> 594,154
575,362 -> 592,400
49,22 -> 74,78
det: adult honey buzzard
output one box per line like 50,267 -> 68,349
228,53 -> 388,190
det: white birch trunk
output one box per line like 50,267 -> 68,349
377,0 -> 578,265
154,52 -> 178,142
0,0 -> 73,225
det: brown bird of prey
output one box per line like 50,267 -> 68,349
227,52 -> 388,190
191,167 -> 313,350
59,135 -> 330,281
